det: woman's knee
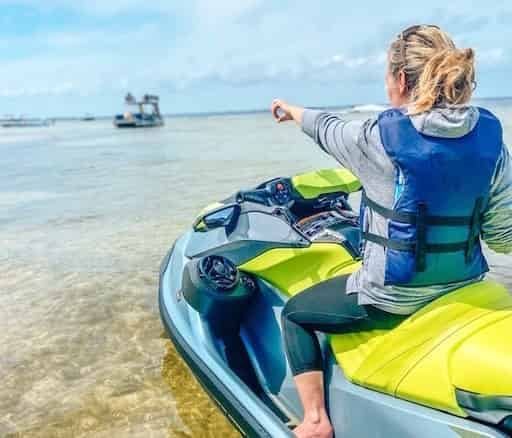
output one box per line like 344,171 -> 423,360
281,294 -> 302,323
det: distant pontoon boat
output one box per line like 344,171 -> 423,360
82,113 -> 95,121
113,93 -> 164,128
1,116 -> 53,128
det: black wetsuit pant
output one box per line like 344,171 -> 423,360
281,275 -> 406,376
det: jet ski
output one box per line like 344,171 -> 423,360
158,168 -> 512,437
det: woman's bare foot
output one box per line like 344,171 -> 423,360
293,411 -> 333,438
291,371 -> 333,437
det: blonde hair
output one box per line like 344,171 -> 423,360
389,25 -> 476,114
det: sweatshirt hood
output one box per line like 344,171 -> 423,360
410,106 -> 480,139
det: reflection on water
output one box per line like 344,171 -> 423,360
1,104 -> 511,437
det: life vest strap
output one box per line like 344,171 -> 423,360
362,192 -> 473,226
466,197 -> 484,263
416,202 -> 427,272
362,231 -> 475,254
361,193 -> 485,272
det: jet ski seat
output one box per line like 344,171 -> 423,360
240,243 -> 512,418
328,280 -> 512,417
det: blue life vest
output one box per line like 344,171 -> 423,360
361,107 -> 503,286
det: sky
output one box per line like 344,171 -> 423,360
1,0 -> 512,117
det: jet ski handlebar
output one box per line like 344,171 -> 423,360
236,179 -> 293,206
235,188 -> 272,206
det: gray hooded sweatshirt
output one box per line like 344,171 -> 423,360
302,106 -> 512,315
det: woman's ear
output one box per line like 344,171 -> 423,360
398,70 -> 408,96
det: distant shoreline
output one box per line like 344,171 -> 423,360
49,96 -> 512,121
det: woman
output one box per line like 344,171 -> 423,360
271,25 -> 512,438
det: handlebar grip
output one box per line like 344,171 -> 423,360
236,189 -> 269,205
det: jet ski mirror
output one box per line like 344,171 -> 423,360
194,204 -> 241,234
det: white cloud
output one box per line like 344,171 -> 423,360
317,52 -> 386,71
0,83 -> 73,98
1,1 -> 511,114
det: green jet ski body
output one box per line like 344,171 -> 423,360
159,168 -> 512,437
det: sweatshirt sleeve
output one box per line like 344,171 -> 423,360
301,109 -> 378,178
481,145 -> 512,254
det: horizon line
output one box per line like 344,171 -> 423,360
36,95 -> 512,120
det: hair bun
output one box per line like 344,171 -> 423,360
444,47 -> 473,62
462,48 -> 474,61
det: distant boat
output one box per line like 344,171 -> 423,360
350,104 -> 389,113
113,93 -> 164,128
82,114 -> 95,121
1,116 -> 54,128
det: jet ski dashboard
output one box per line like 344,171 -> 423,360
235,176 -> 352,213
235,178 -> 294,207
234,180 -> 361,257
295,210 -> 361,258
